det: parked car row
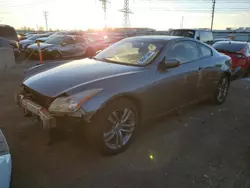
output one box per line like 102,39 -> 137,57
24,33 -> 118,60
19,33 -> 54,51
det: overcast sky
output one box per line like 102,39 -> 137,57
0,0 -> 250,30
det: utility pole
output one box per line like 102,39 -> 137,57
119,0 -> 133,28
43,11 -> 48,31
180,16 -> 184,29
211,0 -> 216,31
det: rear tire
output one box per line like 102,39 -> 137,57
85,98 -> 139,155
213,75 -> 230,105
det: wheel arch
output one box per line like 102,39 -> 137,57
51,49 -> 62,57
91,93 -> 143,123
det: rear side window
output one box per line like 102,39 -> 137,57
200,44 -> 212,57
75,37 -> 86,43
200,31 -> 213,44
212,42 -> 246,53
167,41 -> 200,63
170,30 -> 195,38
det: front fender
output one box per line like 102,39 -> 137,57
80,91 -> 140,122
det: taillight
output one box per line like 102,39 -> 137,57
232,54 -> 246,59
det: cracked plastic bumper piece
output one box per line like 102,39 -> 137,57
16,94 -> 56,129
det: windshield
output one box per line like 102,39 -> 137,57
171,30 -> 195,38
28,35 -> 44,40
45,36 -> 64,45
95,39 -> 164,66
212,42 -> 246,53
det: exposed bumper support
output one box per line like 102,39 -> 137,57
15,94 -> 56,129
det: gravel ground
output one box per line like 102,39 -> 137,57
1,60 -> 250,188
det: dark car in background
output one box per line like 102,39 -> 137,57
170,29 -> 214,45
212,41 -> 250,76
16,36 -> 231,155
213,38 -> 232,44
0,24 -> 20,57
19,33 -> 53,51
26,35 -> 93,59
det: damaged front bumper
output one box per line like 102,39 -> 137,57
15,94 -> 92,129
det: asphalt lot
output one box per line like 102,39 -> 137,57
1,59 -> 250,187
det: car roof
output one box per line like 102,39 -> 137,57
215,38 -> 230,40
171,29 -> 211,32
215,41 -> 248,45
128,35 -> 182,41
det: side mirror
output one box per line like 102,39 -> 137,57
159,58 -> 180,70
196,36 -> 200,40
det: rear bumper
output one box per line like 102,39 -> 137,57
15,94 -> 56,129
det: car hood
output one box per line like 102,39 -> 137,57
23,58 -> 143,97
27,43 -> 55,50
19,39 -> 34,46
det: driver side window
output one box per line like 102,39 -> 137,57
167,41 -> 200,63
63,37 -> 76,45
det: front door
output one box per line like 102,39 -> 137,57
60,36 -> 77,57
162,40 -> 202,108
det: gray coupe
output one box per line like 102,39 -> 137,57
16,36 -> 232,154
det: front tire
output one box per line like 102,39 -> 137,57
214,75 -> 230,105
85,98 -> 139,155
51,51 -> 61,60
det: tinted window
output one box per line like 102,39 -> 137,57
171,30 -> 195,38
167,41 -> 200,63
212,42 -> 246,53
200,44 -> 212,57
45,36 -> 64,45
199,31 -> 213,44
63,36 -> 76,44
75,37 -> 86,43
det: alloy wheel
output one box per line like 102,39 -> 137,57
216,77 -> 229,102
103,108 -> 136,150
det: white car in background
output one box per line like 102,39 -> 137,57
0,129 -> 11,188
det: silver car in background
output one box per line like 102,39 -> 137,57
0,129 -> 11,188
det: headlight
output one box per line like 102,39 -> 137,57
0,130 -> 9,156
48,89 -> 103,113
